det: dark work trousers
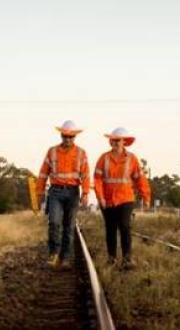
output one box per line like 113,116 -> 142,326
102,202 -> 134,261
48,185 -> 80,260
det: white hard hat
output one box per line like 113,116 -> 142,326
55,120 -> 83,136
104,127 -> 135,146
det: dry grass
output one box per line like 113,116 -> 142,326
0,210 -> 180,329
79,211 -> 180,330
0,211 -> 47,255
133,212 -> 180,245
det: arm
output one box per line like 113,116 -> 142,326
94,155 -> 106,208
80,151 -> 90,206
131,155 -> 151,207
36,149 -> 51,204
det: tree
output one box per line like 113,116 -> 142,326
0,157 -> 33,213
150,174 -> 180,207
167,186 -> 180,207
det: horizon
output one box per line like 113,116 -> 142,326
0,0 -> 179,198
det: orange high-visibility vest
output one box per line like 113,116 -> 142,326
36,144 -> 90,196
94,149 -> 151,207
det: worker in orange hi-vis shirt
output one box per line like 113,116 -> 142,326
94,127 -> 151,270
36,120 -> 90,270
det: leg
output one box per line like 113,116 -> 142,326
102,207 -> 118,259
60,187 -> 79,260
117,203 -> 134,261
48,187 -> 64,256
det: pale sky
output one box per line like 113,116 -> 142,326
0,1 -> 180,190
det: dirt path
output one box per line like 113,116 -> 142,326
0,243 -> 84,330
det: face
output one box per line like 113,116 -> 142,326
110,138 -> 124,152
61,134 -> 75,148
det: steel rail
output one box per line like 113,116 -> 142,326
132,231 -> 180,251
76,224 -> 116,330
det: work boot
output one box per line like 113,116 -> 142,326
60,259 -> 72,271
120,258 -> 137,271
107,256 -> 117,265
47,254 -> 61,269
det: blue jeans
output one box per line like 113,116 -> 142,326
48,185 -> 80,259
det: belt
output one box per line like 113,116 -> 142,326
51,184 -> 78,190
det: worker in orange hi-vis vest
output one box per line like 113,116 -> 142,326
94,127 -> 151,270
36,120 -> 90,270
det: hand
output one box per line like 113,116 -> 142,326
144,200 -> 150,209
37,194 -> 44,210
80,194 -> 88,207
99,198 -> 106,209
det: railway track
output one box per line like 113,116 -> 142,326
132,231 -> 180,252
0,224 -> 115,330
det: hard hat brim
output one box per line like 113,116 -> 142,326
55,127 -> 83,135
104,134 -> 135,146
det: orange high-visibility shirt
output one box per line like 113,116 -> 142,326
36,144 -> 90,196
94,149 -> 151,207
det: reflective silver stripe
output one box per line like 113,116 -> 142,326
78,147 -> 87,167
95,168 -> 103,175
51,147 -> 57,174
103,152 -> 132,184
123,152 -> 132,179
50,172 -> 80,179
39,173 -> 48,179
77,147 -> 88,181
104,155 -> 110,179
49,145 -> 83,179
77,147 -> 83,172
104,178 -> 129,184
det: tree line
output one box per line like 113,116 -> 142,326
0,157 -> 32,213
141,159 -> 180,208
0,156 -> 180,213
